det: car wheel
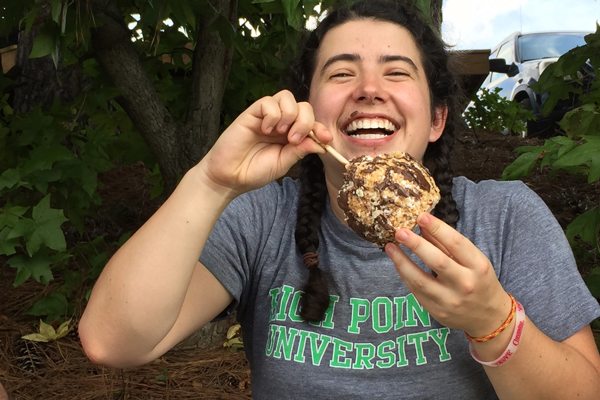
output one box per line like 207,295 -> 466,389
519,98 -> 536,138
520,98 -> 557,138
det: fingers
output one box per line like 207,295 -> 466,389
385,243 -> 442,297
414,213 -> 489,268
250,91 -> 318,143
259,90 -> 301,135
388,213 -> 483,282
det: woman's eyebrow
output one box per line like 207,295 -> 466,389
320,53 -> 419,76
320,53 -> 361,75
380,55 -> 418,72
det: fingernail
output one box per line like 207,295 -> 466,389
279,124 -> 289,133
419,213 -> 430,225
385,243 -> 398,256
397,230 -> 409,242
290,133 -> 301,143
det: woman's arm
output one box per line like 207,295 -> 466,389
482,321 -> 600,399
79,169 -> 235,368
385,212 -> 600,400
79,90 -> 330,368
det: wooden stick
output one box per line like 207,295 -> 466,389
307,131 -> 349,166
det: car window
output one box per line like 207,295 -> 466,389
497,42 -> 514,64
483,73 -> 492,86
518,33 -> 588,61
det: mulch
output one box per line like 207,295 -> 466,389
0,301 -> 251,399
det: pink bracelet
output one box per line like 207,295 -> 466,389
469,300 -> 525,367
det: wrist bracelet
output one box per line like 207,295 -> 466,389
469,300 -> 525,367
465,293 -> 516,342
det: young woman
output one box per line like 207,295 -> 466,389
79,1 -> 600,398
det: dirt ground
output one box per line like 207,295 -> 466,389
1,128 -> 599,399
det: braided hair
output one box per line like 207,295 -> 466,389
291,0 -> 462,322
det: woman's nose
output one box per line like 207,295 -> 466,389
353,74 -> 386,103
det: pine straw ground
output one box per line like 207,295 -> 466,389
1,128 -> 600,399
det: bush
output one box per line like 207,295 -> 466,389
501,26 -> 600,302
463,87 -> 534,134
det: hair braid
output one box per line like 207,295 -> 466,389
294,154 -> 331,322
425,130 -> 459,227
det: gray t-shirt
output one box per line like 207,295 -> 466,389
200,176 -> 600,400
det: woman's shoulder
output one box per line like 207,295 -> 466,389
227,177 -> 301,217
452,176 -> 536,204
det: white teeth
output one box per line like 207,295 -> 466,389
352,133 -> 388,140
346,118 -> 397,134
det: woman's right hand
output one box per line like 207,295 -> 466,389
196,90 -> 330,197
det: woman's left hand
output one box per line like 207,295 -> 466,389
385,212 -> 512,338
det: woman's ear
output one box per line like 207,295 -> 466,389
429,105 -> 448,143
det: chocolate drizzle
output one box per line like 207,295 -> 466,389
337,151 -> 440,247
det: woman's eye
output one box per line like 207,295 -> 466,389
329,70 -> 355,79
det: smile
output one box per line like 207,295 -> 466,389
345,118 -> 397,139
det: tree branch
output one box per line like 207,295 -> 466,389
88,0 -> 183,192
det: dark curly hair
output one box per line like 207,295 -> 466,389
290,0 -> 462,322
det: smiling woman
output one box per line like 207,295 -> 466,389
79,1 -> 600,399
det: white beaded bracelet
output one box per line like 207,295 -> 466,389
469,300 -> 525,367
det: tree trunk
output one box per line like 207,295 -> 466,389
12,4 -> 85,114
185,0 -> 238,173
89,0 -> 237,195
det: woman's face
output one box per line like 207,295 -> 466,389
309,19 -> 447,176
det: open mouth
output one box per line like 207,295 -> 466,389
345,118 -> 397,139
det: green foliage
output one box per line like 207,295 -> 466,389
0,64 -> 150,321
0,0 -> 438,322
463,87 -> 534,134
22,319 -> 73,342
501,26 -> 600,298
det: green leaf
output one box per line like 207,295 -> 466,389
49,0 -> 64,25
8,250 -> 54,286
566,207 -> 600,248
7,218 -> 35,241
554,140 -> 600,168
501,152 -> 541,181
559,104 -> 600,139
25,145 -> 76,173
412,0 -> 432,24
30,22 -> 60,59
11,195 -> 68,256
589,153 -> 600,183
585,267 -> 600,298
27,292 -> 68,321
170,0 -> 196,28
22,5 -> 41,35
0,204 -> 30,228
21,333 -> 51,342
55,318 -> 73,339
281,0 -> 303,30
0,227 -> 20,256
0,169 -> 21,191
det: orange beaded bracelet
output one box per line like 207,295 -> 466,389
465,293 -> 516,343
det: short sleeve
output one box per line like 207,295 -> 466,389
498,183 -> 600,341
199,182 -> 282,318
